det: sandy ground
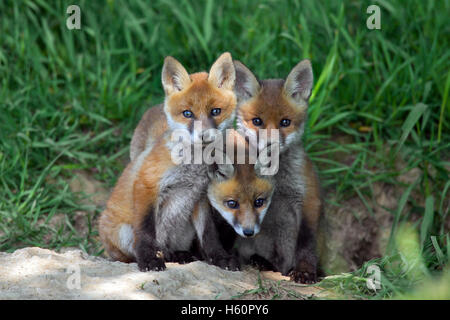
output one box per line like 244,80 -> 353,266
0,247 -> 325,300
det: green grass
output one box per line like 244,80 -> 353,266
320,225 -> 450,299
0,0 -> 448,299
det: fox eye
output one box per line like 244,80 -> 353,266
254,198 -> 265,208
280,119 -> 291,127
252,118 -> 263,126
183,110 -> 193,118
211,108 -> 221,116
226,200 -> 239,209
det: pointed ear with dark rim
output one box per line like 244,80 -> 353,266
208,163 -> 235,181
283,59 -> 313,102
207,147 -> 235,181
208,52 -> 236,91
233,60 -> 260,101
161,56 -> 191,95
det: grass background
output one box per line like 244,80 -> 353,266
0,0 -> 449,299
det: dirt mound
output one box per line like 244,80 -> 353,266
0,247 -> 325,300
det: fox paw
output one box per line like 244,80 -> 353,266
289,270 -> 317,284
249,254 -> 274,271
209,255 -> 240,271
169,251 -> 195,264
137,257 -> 166,272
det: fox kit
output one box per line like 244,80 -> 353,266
99,53 -> 240,271
206,130 -> 276,256
227,59 -> 323,283
130,55 -> 236,161
207,130 -> 276,235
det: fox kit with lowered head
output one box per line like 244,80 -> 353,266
206,130 -> 276,253
207,130 -> 276,235
226,59 -> 323,283
99,53 -> 240,271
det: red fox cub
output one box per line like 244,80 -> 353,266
228,59 -> 323,283
208,130 -> 276,235
99,53 -> 240,271
130,54 -> 236,161
206,130 -> 276,251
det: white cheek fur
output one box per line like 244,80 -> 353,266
258,206 -> 270,226
208,192 -> 246,237
166,112 -> 189,131
164,99 -> 189,132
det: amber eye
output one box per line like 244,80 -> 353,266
183,110 -> 193,118
280,119 -> 291,127
254,198 -> 265,208
226,200 -> 239,209
211,108 -> 221,116
252,118 -> 263,126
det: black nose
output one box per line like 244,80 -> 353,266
243,229 -> 254,237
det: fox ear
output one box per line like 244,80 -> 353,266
208,52 -> 236,91
208,163 -> 235,181
283,59 -> 313,102
207,147 -> 235,181
233,60 -> 260,101
162,56 -> 191,95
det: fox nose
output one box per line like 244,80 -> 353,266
243,228 -> 254,237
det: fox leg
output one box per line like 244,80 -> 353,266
290,219 -> 319,283
192,198 -> 240,271
165,251 -> 196,264
290,195 -> 322,283
100,228 -> 134,263
98,210 -> 136,263
134,206 -> 166,272
249,254 -> 274,271
289,155 -> 323,283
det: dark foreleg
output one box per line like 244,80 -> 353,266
193,199 -> 240,271
135,207 -> 166,272
290,219 -> 319,283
